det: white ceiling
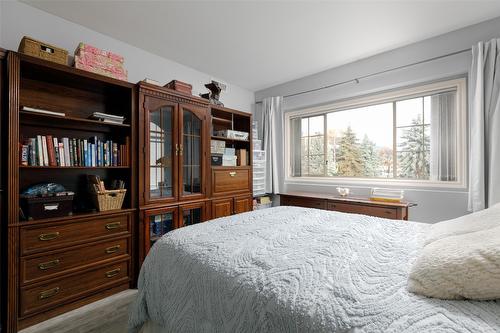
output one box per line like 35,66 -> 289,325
22,1 -> 500,91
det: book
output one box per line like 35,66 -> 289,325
29,138 -> 36,166
22,106 -> 66,117
62,138 -> 71,167
36,135 -> 43,166
58,142 -> 65,167
53,137 -> 60,166
46,135 -> 56,166
20,142 -> 29,166
41,135 -> 49,166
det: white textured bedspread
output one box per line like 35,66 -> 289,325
129,207 -> 500,332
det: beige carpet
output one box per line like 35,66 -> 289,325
19,289 -> 137,333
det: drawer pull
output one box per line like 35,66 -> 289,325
38,259 -> 60,270
105,222 -> 121,230
105,245 -> 121,254
385,210 -> 393,214
229,171 -> 237,177
39,287 -> 60,300
105,268 -> 121,278
38,232 -> 60,241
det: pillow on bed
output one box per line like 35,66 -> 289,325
408,225 -> 500,300
425,202 -> 500,245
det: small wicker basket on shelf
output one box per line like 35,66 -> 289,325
92,189 -> 126,211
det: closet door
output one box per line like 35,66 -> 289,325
144,96 -> 178,204
178,104 -> 208,201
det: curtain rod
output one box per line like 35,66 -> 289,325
255,48 -> 471,104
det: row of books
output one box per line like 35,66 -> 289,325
20,135 -> 130,167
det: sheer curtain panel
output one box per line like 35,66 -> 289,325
468,38 -> 500,211
262,96 -> 284,194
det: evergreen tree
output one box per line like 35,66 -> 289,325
360,135 -> 380,177
398,115 -> 430,179
378,147 -> 393,178
336,126 -> 363,176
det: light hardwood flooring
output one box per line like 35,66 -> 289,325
19,289 -> 137,333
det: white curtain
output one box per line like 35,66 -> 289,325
262,96 -> 283,194
430,92 -> 456,182
468,38 -> 500,211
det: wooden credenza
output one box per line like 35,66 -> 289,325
280,192 -> 412,220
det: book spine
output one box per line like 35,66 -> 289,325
112,143 -> 118,167
41,135 -> 49,166
58,142 -> 65,167
20,143 -> 29,166
53,137 -> 60,166
63,138 -> 70,167
29,138 -> 36,166
83,139 -> 88,167
46,135 -> 56,166
36,135 -> 43,166
104,142 -> 108,166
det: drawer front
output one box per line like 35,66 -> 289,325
234,196 -> 252,214
21,213 -> 130,255
212,198 -> 233,219
328,202 -> 397,219
212,168 -> 250,195
20,260 -> 129,317
281,196 -> 327,210
21,238 -> 129,285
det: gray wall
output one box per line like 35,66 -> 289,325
0,0 -> 255,112
255,16 -> 500,223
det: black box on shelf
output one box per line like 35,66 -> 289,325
211,154 -> 223,166
20,193 -> 74,220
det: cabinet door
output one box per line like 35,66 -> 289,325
179,202 -> 206,228
211,198 -> 233,219
144,206 -> 177,256
234,196 -> 252,214
178,104 -> 208,201
144,96 -> 178,204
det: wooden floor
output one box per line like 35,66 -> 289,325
19,289 -> 138,333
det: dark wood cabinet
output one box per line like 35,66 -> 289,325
211,198 -> 233,218
280,192 -> 411,220
234,195 -> 253,214
4,52 -> 137,332
139,87 -> 209,207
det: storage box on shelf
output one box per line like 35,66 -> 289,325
5,51 -> 136,332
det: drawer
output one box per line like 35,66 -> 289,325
212,168 -> 250,195
21,213 -> 130,255
327,202 -> 397,219
21,237 -> 129,285
20,260 -> 129,317
280,196 -> 327,209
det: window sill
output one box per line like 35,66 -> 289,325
284,176 -> 467,191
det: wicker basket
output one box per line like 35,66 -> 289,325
18,36 -> 68,65
92,189 -> 126,211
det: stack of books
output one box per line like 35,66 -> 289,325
89,112 -> 125,125
20,135 -> 130,167
370,188 -> 404,203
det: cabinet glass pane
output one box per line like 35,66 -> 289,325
150,106 -> 173,199
150,212 -> 174,246
183,110 -> 202,195
182,207 -> 202,227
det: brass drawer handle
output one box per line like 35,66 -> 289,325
105,222 -> 121,230
105,268 -> 121,278
39,287 -> 60,300
38,259 -> 60,270
38,232 -> 60,241
105,245 -> 121,254
229,171 -> 236,177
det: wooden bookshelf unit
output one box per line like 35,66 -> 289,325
4,52 -> 137,332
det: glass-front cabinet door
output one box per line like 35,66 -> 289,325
145,97 -> 178,204
144,207 -> 178,255
178,104 -> 207,200
179,202 -> 206,228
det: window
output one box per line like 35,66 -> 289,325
286,79 -> 466,186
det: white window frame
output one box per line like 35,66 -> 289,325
284,78 -> 467,189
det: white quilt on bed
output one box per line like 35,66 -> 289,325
129,206 -> 500,333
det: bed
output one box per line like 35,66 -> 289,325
128,206 -> 500,332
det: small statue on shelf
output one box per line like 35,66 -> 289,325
200,80 -> 226,106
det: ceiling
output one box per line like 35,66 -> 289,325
21,1 -> 500,91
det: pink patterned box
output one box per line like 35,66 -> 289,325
74,43 -> 128,81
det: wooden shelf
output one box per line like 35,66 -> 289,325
212,116 -> 232,125
20,166 -> 129,169
211,136 -> 249,143
18,208 -> 136,226
211,165 -> 251,170
20,111 -> 130,132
